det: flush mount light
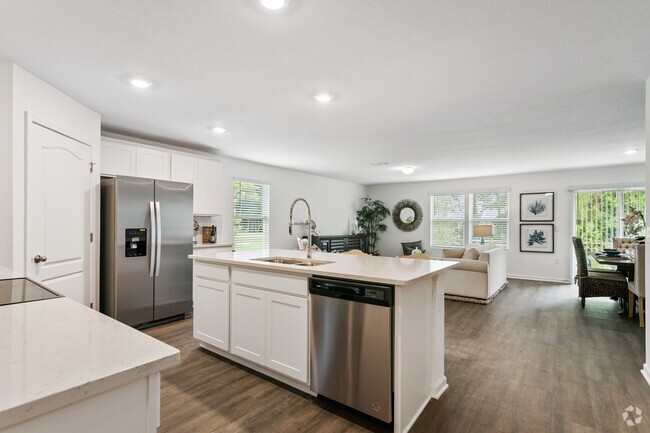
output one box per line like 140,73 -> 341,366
624,149 -> 639,155
261,0 -> 289,10
401,167 -> 415,175
314,92 -> 334,103
212,126 -> 227,134
129,77 -> 152,89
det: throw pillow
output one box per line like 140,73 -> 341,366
462,248 -> 480,260
442,248 -> 465,259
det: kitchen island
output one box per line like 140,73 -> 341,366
0,270 -> 180,433
189,249 -> 457,433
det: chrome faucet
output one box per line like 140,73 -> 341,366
289,197 -> 313,259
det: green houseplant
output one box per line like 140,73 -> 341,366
356,197 -> 390,255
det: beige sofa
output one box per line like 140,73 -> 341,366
438,244 -> 508,304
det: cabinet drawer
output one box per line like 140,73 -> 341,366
232,268 -> 307,297
194,261 -> 230,282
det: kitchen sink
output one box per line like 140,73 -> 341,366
252,257 -> 333,267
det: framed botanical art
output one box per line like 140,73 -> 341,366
520,224 -> 554,253
520,192 -> 554,222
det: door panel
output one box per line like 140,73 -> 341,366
193,277 -> 229,350
27,121 -> 91,304
153,180 -> 193,320
231,284 -> 266,364
113,176 -> 155,325
266,292 -> 308,382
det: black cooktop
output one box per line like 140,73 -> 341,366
0,278 -> 61,306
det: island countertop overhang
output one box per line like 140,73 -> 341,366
189,249 -> 458,286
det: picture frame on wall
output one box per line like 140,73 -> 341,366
520,192 -> 554,221
520,224 -> 554,253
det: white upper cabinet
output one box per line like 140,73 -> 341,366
100,139 -> 136,176
136,147 -> 171,180
196,159 -> 223,215
171,155 -> 223,215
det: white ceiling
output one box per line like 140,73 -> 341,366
1,0 -> 649,185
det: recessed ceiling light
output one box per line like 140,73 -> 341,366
212,126 -> 227,134
129,78 -> 152,89
261,0 -> 288,10
314,92 -> 334,103
401,167 -> 415,175
624,149 -> 639,155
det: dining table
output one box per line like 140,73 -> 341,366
591,252 -> 635,281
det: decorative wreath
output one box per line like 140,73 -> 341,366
392,199 -> 423,232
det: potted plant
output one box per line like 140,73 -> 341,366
356,196 -> 390,255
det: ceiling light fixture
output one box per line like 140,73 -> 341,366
260,0 -> 289,10
212,126 -> 227,134
129,78 -> 152,89
401,167 -> 415,175
314,92 -> 333,103
624,149 -> 639,155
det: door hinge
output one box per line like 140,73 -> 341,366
90,233 -> 94,242
90,162 -> 95,173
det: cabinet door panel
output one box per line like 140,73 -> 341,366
100,139 -> 136,176
193,277 -> 229,350
136,147 -> 170,180
231,285 -> 266,364
171,154 -> 198,213
196,160 -> 222,215
265,292 -> 308,382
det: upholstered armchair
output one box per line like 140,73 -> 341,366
613,237 -> 638,253
572,237 -> 628,308
628,244 -> 645,327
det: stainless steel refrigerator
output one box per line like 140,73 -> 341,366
100,176 -> 193,326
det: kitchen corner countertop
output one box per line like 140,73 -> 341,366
193,242 -> 233,249
190,248 -> 458,286
0,296 -> 180,429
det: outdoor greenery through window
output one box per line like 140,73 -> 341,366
574,188 -> 645,255
430,191 -> 509,248
233,179 -> 270,252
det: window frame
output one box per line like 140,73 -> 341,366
233,178 -> 271,252
430,189 -> 510,249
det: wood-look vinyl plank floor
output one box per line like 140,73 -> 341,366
144,279 -> 649,433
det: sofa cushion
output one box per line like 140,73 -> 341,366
455,259 -> 488,272
462,248 -> 480,260
442,248 -> 465,259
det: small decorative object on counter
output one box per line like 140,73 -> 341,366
202,227 -> 211,243
210,225 -> 217,243
193,220 -> 199,244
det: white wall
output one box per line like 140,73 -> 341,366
218,157 -> 366,249
368,164 -> 645,282
0,61 -> 13,269
643,77 -> 650,386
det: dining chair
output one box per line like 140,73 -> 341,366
572,237 -> 628,308
613,237 -> 638,253
343,249 -> 367,255
400,253 -> 431,260
628,243 -> 645,327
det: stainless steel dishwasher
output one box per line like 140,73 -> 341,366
309,277 -> 394,423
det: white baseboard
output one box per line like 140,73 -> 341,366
507,274 -> 572,284
431,376 -> 449,400
642,364 -> 650,388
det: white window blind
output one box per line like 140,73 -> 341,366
574,188 -> 645,254
233,179 -> 270,251
430,193 -> 466,247
469,191 -> 509,247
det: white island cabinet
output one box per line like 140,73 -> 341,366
189,249 -> 457,433
0,295 -> 179,433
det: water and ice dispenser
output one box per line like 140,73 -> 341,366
125,228 -> 147,257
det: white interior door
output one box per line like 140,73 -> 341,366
26,119 -> 92,305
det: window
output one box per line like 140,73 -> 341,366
430,190 -> 510,248
469,192 -> 509,246
574,188 -> 645,254
430,193 -> 466,247
233,179 -> 270,251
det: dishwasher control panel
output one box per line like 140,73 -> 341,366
309,277 -> 393,307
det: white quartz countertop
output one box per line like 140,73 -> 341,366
0,297 -> 180,429
190,249 -> 457,286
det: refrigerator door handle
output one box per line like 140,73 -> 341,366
155,201 -> 162,277
149,201 -> 156,277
